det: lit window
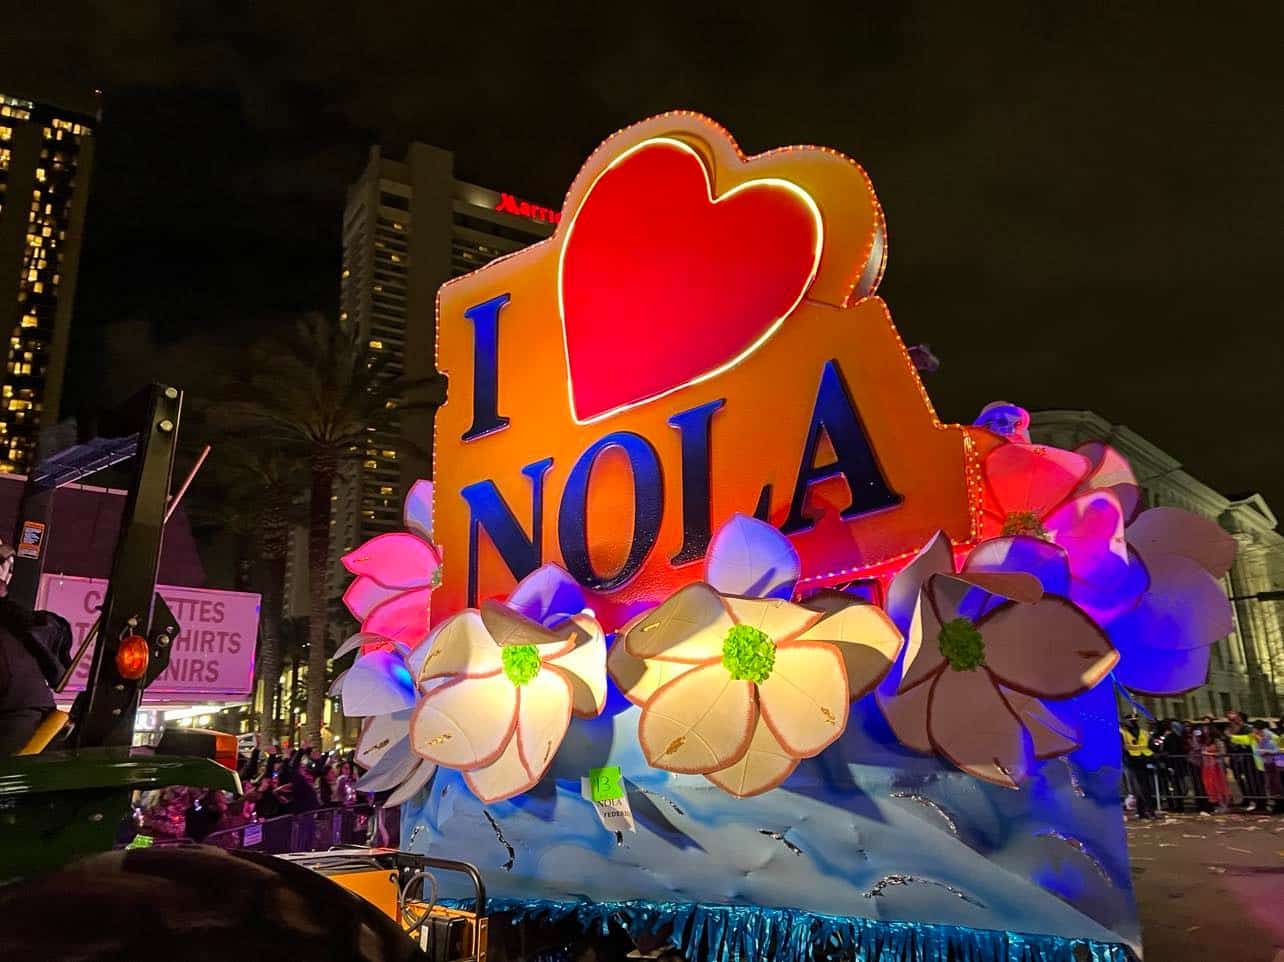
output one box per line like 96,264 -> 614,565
363,459 -> 378,469
379,485 -> 394,495
368,339 -> 383,349
381,449 -> 397,460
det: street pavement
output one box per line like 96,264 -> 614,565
1127,814 -> 1284,961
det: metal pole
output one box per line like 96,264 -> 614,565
164,444 -> 211,524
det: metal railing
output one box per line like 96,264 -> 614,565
1124,752 -> 1282,813
148,805 -> 375,853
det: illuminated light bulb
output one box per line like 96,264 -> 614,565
115,633 -> 150,681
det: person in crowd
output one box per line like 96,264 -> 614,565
1226,710 -> 1263,810
0,542 -> 75,755
335,761 -> 359,807
319,759 -> 339,806
1120,715 -> 1156,819
1185,723 -> 1211,813
287,762 -> 322,815
1157,719 -> 1188,812
254,773 -> 288,820
1249,719 -> 1281,812
1200,725 -> 1232,814
183,788 -> 226,842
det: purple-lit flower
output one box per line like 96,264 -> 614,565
1100,507 -> 1236,696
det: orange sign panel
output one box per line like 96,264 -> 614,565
433,112 -> 988,623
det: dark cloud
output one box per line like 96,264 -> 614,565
2,2 -> 1281,507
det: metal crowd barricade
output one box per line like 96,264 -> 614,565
1136,752 -> 1281,813
167,805 -> 377,854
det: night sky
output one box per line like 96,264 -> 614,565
2,4 -> 1281,510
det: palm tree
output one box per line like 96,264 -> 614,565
219,314 -> 441,748
197,443 -> 303,746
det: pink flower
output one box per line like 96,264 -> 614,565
409,593 -> 607,804
342,479 -> 441,646
877,533 -> 1118,788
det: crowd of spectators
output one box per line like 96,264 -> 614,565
1121,710 -> 1282,818
132,746 -> 365,843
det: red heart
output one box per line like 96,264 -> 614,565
560,140 -> 821,422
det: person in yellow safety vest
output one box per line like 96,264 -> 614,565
1120,716 -> 1156,819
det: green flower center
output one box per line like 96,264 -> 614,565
722,624 -> 776,684
501,644 -> 541,686
1001,510 -> 1049,540
937,617 -> 986,672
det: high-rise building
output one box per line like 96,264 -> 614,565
331,145 -> 555,584
1032,409 -> 1284,719
0,89 -> 97,474
283,143 -> 556,621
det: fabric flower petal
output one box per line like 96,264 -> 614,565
999,688 -> 1081,759
342,649 -> 418,716
928,670 -> 1032,789
1066,546 -> 1150,626
385,758 -> 437,808
897,590 -> 947,693
1044,488 -> 1128,566
876,672 -> 936,753
363,586 -> 433,647
410,674 -> 518,770
963,536 -> 1071,598
354,710 -> 413,771
506,563 -> 588,627
1126,507 -> 1237,579
1107,554 -> 1232,652
544,614 -> 607,717
984,443 -> 1091,518
980,598 -> 1119,698
1075,442 -> 1141,522
722,595 -> 822,642
334,631 -> 394,661
625,583 -> 735,663
1111,637 -> 1213,696
479,599 -> 577,659
354,734 -> 420,792
757,642 -> 849,758
515,670 -> 573,777
885,531 -> 955,633
343,577 -> 402,622
417,610 -> 503,682
705,716 -> 799,797
328,669 -> 348,698
639,663 -> 756,773
607,636 -> 700,706
795,602 -> 903,698
402,479 -> 434,541
463,735 -> 539,804
342,532 -> 440,590
705,513 -> 800,600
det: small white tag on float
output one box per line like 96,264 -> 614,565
581,770 -> 635,834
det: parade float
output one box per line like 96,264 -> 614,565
335,112 -> 1234,961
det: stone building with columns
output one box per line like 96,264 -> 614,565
1031,410 -> 1284,721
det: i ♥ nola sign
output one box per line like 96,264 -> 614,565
433,113 -> 993,619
